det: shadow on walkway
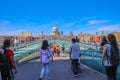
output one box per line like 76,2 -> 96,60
14,57 -> 106,80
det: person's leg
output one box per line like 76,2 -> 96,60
1,68 -> 10,80
1,71 -> 7,80
105,66 -> 112,80
58,50 -> 60,56
8,69 -> 14,80
63,50 -> 65,56
40,63 -> 45,79
78,57 -> 81,73
74,59 -> 79,75
112,66 -> 118,80
45,63 -> 50,80
71,59 -> 77,75
61,50 -> 63,57
51,56 -> 53,62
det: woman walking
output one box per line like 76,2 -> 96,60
102,34 -> 119,80
39,40 -> 53,80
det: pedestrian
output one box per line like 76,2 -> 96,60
56,45 -> 60,57
75,37 -> 81,66
61,44 -> 65,57
75,36 -> 82,72
39,40 -> 53,80
69,38 -> 81,77
50,46 -> 54,62
0,39 -> 17,80
102,34 -> 119,80
75,36 -> 80,43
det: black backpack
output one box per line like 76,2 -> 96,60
107,45 -> 120,66
0,49 -> 11,75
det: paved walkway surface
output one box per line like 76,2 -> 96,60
13,56 -> 106,80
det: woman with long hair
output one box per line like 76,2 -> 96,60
39,40 -> 53,80
0,39 -> 17,80
102,34 -> 119,80
100,36 -> 108,46
100,36 -> 108,50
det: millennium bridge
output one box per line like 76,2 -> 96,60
0,39 -> 120,80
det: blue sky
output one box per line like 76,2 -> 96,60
0,0 -> 120,35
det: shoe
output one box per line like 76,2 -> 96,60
74,74 -> 79,77
38,78 -> 42,80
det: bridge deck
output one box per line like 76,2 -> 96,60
13,57 -> 106,80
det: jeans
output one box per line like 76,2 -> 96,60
40,62 -> 50,80
105,66 -> 118,80
62,50 -> 65,56
71,59 -> 79,75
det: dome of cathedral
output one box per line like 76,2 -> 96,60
53,26 -> 57,30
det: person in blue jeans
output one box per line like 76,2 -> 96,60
39,40 -> 53,80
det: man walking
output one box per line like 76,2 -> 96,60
69,38 -> 81,77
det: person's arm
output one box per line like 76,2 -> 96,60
69,46 -> 72,60
10,56 -> 17,74
102,45 -> 107,65
78,44 -> 80,54
40,50 -> 42,62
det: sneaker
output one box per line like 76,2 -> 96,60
74,74 -> 79,77
38,78 -> 42,80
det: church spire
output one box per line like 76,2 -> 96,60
54,24 -> 56,27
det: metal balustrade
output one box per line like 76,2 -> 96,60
14,40 -> 42,62
80,50 -> 120,80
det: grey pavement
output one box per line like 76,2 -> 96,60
13,57 -> 106,80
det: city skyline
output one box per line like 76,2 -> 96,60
0,0 -> 120,35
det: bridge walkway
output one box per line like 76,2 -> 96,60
13,56 -> 106,80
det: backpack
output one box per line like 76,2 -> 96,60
107,45 -> 120,66
0,49 -> 11,75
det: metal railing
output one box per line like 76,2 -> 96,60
12,39 -> 120,80
80,50 -> 120,80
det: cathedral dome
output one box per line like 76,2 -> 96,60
53,26 -> 57,30
51,24 -> 59,35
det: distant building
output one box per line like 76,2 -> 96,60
112,32 -> 120,42
78,32 -> 91,43
52,24 -> 59,35
20,32 -> 32,37
91,35 -> 101,43
69,32 -> 73,38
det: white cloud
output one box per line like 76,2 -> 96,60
98,24 -> 120,31
0,20 -> 10,26
40,24 -> 52,28
61,22 -> 76,27
0,29 -> 27,36
88,20 -> 108,25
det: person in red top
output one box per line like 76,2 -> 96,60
0,39 -> 17,80
53,46 -> 56,55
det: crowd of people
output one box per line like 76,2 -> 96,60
0,34 -> 119,80
49,44 -> 66,57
